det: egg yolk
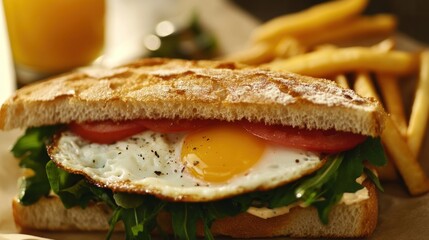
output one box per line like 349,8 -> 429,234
181,124 -> 266,183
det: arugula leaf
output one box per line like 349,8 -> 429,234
12,126 -> 58,157
46,160 -> 95,208
301,138 -> 385,223
45,159 -> 116,209
295,154 -> 343,206
365,167 -> 384,192
106,207 -> 123,240
113,193 -> 144,209
117,196 -> 165,240
356,137 -> 387,166
313,191 -> 342,224
12,126 -> 60,205
310,154 -> 362,224
254,182 -> 298,209
198,197 -> 252,239
255,138 -> 386,224
169,203 -> 199,240
121,207 -> 150,240
16,176 -> 49,205
89,185 -> 116,209
338,149 -> 365,193
202,222 -> 214,240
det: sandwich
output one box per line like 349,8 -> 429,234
0,58 -> 387,239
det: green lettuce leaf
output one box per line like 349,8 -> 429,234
11,126 -> 60,205
116,196 -> 165,240
295,154 -> 344,206
113,193 -> 144,209
365,167 -> 384,192
355,137 -> 387,166
169,203 -> 199,240
46,160 -> 96,208
106,207 -> 123,240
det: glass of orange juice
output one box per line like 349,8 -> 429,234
3,0 -> 105,84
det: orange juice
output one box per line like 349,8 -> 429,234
3,0 -> 105,73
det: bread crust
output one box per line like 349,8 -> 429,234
166,179 -> 378,238
0,58 -> 385,136
12,195 -> 119,232
12,180 -> 378,238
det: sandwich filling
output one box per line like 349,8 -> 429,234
49,126 -> 324,202
12,119 -> 386,240
247,174 -> 369,219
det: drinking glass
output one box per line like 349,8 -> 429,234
3,0 -> 105,84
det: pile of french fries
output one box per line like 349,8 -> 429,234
225,0 -> 429,196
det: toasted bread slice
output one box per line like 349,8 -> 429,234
0,58 -> 385,136
12,180 -> 377,238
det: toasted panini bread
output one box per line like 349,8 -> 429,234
0,58 -> 385,136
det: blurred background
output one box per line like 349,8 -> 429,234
232,0 -> 429,45
1,0 -> 428,91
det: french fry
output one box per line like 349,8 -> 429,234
274,37 -> 306,59
224,37 -> 306,65
383,117 -> 429,195
222,43 -> 275,65
373,39 -> 408,136
251,0 -> 368,43
353,73 -> 398,181
354,72 -> 379,100
377,74 -> 408,136
334,74 -> 350,89
374,38 -> 396,52
341,71 -> 399,181
297,14 -> 396,48
408,50 -> 429,156
264,47 -> 417,77
313,44 -> 337,52
353,72 -> 429,195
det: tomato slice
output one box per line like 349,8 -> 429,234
69,119 -> 215,143
241,122 -> 367,153
69,120 -> 147,144
136,118 -> 214,133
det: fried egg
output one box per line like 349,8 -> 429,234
49,124 -> 325,202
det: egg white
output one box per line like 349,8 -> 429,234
49,131 -> 325,202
